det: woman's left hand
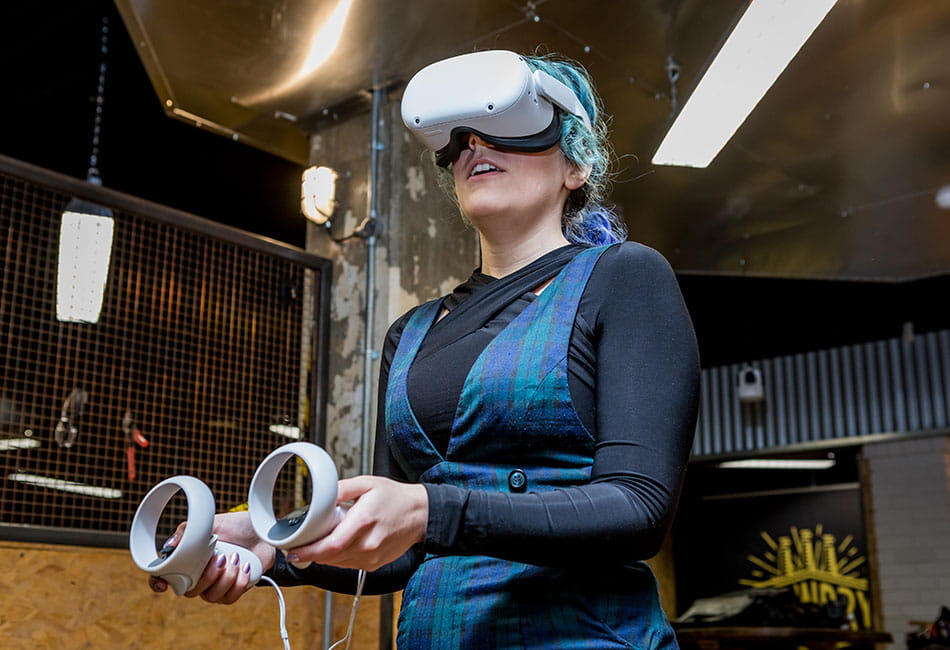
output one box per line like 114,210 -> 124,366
285,476 -> 428,572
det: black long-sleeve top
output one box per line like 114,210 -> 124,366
269,242 -> 700,594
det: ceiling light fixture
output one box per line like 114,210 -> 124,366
652,0 -> 839,168
56,15 -> 115,324
57,207 -> 114,323
716,458 -> 836,470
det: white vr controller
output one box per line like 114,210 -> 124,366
129,442 -> 343,594
129,475 -> 264,595
247,442 -> 346,566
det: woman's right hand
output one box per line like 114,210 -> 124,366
148,511 -> 276,605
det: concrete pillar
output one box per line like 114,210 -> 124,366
304,95 -> 478,477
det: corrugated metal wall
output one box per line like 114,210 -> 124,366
693,329 -> 950,459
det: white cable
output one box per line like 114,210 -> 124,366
259,568 -> 365,650
259,575 -> 291,650
327,569 -> 367,650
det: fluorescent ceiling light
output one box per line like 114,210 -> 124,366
652,0 -> 838,168
268,424 -> 303,440
717,458 -> 836,470
0,438 -> 41,452
8,472 -> 123,499
57,209 -> 115,323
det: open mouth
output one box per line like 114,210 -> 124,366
469,162 -> 501,177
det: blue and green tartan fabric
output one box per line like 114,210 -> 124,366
386,245 -> 678,649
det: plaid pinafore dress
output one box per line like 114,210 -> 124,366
386,245 -> 677,649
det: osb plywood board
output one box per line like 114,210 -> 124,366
0,542 -> 383,649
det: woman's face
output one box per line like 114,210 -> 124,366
450,134 -> 586,231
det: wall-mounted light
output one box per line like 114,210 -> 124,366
652,0 -> 838,168
301,165 -> 338,225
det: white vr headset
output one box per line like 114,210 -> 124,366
401,50 -> 592,167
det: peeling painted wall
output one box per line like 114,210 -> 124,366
306,97 -> 478,477
306,115 -> 371,478
384,104 -> 479,322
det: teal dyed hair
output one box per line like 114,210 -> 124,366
434,52 -> 625,246
521,53 -> 625,245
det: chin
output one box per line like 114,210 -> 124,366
462,203 -> 517,224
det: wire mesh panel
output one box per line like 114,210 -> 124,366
0,160 -> 329,546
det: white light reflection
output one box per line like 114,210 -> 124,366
8,472 -> 122,499
299,0 -> 352,78
269,424 -> 302,440
242,0 -> 353,104
0,438 -> 41,452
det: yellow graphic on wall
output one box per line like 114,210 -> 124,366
739,525 -> 871,629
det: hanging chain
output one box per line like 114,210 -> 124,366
87,15 -> 109,183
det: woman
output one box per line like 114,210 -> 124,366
153,52 -> 700,649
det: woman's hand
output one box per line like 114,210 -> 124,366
285,476 -> 428,572
147,511 -> 276,604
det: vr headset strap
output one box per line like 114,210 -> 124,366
533,70 -> 592,130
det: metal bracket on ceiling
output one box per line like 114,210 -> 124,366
665,55 -> 680,117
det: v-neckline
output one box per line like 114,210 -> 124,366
419,245 -> 583,359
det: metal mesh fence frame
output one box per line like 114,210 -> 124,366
0,155 -> 331,548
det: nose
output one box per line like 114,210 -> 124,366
449,132 -> 491,166
466,133 -> 489,151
